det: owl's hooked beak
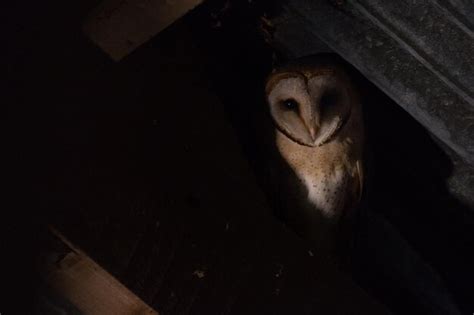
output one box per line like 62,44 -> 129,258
309,126 -> 317,142
301,112 -> 319,143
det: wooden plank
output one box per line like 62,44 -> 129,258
83,0 -> 203,60
41,227 -> 158,315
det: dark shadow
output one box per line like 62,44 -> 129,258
353,66 -> 474,315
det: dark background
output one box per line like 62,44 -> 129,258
3,1 -> 473,314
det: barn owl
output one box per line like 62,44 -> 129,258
265,55 -> 364,256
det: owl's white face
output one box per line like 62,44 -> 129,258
266,70 -> 352,147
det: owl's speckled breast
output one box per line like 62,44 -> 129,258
301,166 -> 349,217
276,130 -> 355,218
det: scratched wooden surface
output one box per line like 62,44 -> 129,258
40,229 -> 158,315
83,0 -> 204,60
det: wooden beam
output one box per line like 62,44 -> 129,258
83,0 -> 203,60
41,227 -> 158,315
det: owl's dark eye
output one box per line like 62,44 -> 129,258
282,99 -> 298,111
320,90 -> 338,108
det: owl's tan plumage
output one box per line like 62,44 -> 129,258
265,56 -> 364,256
